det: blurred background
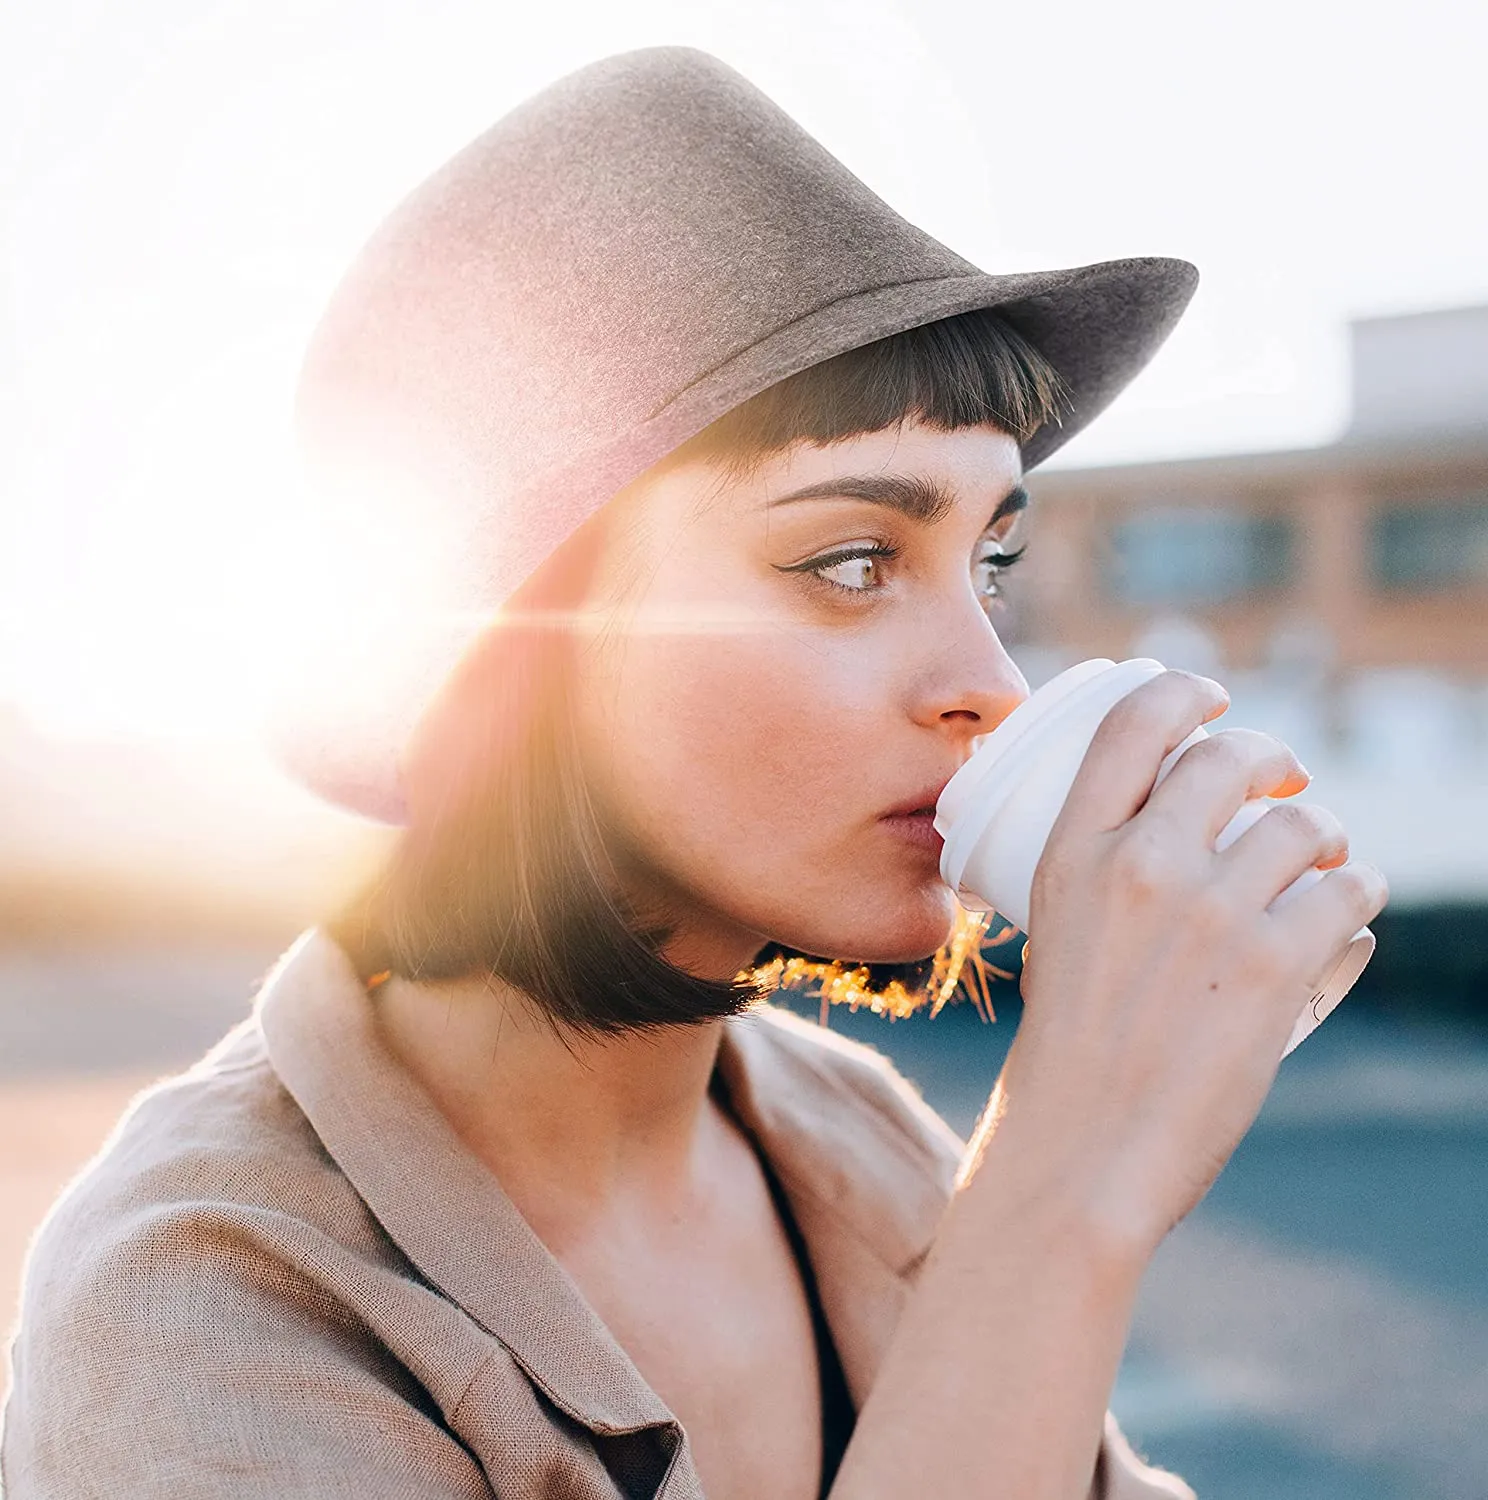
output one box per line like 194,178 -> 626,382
2,3 -> 1485,1495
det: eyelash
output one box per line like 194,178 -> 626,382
780,539 -> 1030,602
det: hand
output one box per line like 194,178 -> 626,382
998,669 -> 1388,1262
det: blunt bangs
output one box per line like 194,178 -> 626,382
668,306 -> 1070,476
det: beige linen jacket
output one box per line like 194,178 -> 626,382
2,930 -> 1194,1498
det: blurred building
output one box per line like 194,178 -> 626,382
1016,304 -> 1488,907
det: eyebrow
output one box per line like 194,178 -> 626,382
766,473 -> 1029,528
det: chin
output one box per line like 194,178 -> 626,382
780,883 -> 959,967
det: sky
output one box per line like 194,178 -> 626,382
3,0 -> 1487,743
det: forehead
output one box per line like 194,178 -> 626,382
642,419 -> 1025,525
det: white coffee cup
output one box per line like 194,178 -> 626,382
935,657 -> 1375,1059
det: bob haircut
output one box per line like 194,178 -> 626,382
330,307 -> 1067,1033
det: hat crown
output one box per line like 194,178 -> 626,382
296,48 -> 976,606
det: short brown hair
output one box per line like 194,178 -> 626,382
329,308 -> 1066,1033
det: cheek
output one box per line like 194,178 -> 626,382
601,629 -> 874,845
575,612 -> 956,964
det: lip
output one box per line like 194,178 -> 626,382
878,808 -> 945,855
879,779 -> 954,821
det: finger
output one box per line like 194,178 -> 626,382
1058,670 -> 1230,835
1267,860 -> 1389,972
1214,799 -> 1349,906
1144,728 -> 1310,847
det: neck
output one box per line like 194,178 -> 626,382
372,966 -> 733,1245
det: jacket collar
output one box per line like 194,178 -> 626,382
257,929 -> 954,1435
712,1006 -> 958,1407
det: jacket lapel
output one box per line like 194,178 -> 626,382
257,931 -> 688,1457
713,1006 -> 963,1409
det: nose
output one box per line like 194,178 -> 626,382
906,601 -> 1030,746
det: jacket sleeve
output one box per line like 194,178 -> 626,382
1,1198 -> 496,1500
1094,1410 -> 1197,1499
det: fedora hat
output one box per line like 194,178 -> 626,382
281,46 -> 1197,822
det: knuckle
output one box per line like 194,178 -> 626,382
1100,669 -> 1222,738
1185,727 -> 1291,778
1269,800 -> 1347,852
1032,841 -> 1076,893
1335,859 -> 1389,916
1265,800 -> 1317,836
1195,729 -> 1257,773
1095,689 -> 1155,740
1111,828 -> 1176,896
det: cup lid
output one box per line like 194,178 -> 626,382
937,657 -> 1168,902
935,658 -> 1116,836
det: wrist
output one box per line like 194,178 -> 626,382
956,1073 -> 1161,1283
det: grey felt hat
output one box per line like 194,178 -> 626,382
282,45 -> 1197,822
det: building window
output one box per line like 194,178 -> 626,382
1107,507 -> 1295,606
1370,499 -> 1488,590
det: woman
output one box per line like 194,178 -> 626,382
1,47 -> 1385,1499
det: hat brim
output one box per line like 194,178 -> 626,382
646,256 -> 1199,472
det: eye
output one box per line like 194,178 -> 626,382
777,542 -> 897,596
973,539 -> 1029,603
815,552 -> 883,591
